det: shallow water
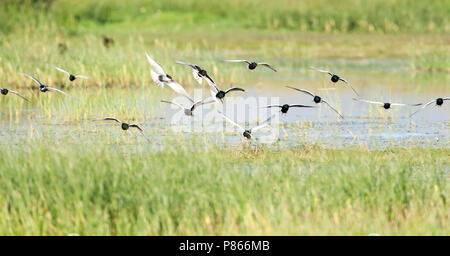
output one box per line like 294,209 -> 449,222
1,58 -> 449,150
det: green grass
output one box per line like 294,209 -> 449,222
1,0 -> 449,34
0,140 -> 448,235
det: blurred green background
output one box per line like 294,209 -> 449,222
1,0 -> 449,34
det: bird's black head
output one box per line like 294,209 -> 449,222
331,75 -> 340,83
281,104 -> 290,114
383,103 -> 391,109
1,88 -> 8,95
216,90 -> 226,99
69,75 -> 76,81
121,123 -> 129,130
313,96 -> 321,103
199,69 -> 207,76
436,98 -> 444,106
40,85 -> 48,92
248,62 -> 257,70
243,130 -> 252,139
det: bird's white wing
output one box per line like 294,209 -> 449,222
75,75 -> 96,82
176,61 -> 196,68
410,99 -> 436,116
22,72 -> 43,87
160,100 -> 186,110
150,70 -> 164,88
191,98 -> 215,111
145,51 -> 166,75
223,60 -> 250,64
251,114 -> 276,132
390,103 -> 407,106
205,76 -> 220,94
130,125 -> 150,141
353,98 -> 384,105
192,69 -> 203,84
46,87 -> 78,99
219,113 -> 245,132
286,86 -> 315,98
322,99 -> 344,119
166,81 -> 194,103
9,90 -> 29,102
310,67 -> 331,75
339,78 -> 359,96
258,63 -> 277,72
49,64 -> 71,76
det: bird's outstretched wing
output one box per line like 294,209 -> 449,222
338,78 -> 359,96
390,103 -> 407,106
204,74 -> 215,85
410,99 -> 437,117
353,98 -> 384,105
9,90 -> 30,102
131,124 -> 150,141
223,60 -> 250,64
22,72 -> 43,87
176,61 -> 197,69
219,113 -> 245,132
101,117 -> 122,124
75,75 -> 97,82
129,124 -> 144,132
258,63 -> 277,72
310,67 -> 332,75
191,98 -> 215,111
251,114 -> 276,132
205,77 -> 220,94
225,87 -> 245,94
322,99 -> 344,119
165,81 -> 194,103
289,104 -> 315,108
145,51 -> 166,75
285,86 -> 315,98
49,64 -> 71,76
160,100 -> 186,110
46,87 -> 78,99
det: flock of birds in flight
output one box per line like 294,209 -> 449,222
1,51 -> 449,140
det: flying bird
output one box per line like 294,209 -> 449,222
160,98 -> 215,116
49,64 -> 95,82
220,113 -> 275,140
310,67 -> 359,96
22,73 -> 77,99
286,86 -> 344,119
223,60 -> 277,72
176,61 -> 215,85
97,117 -> 149,140
145,51 -> 174,87
264,104 -> 315,114
0,87 -> 29,101
203,79 -> 245,104
352,98 -> 422,109
410,97 -> 449,117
